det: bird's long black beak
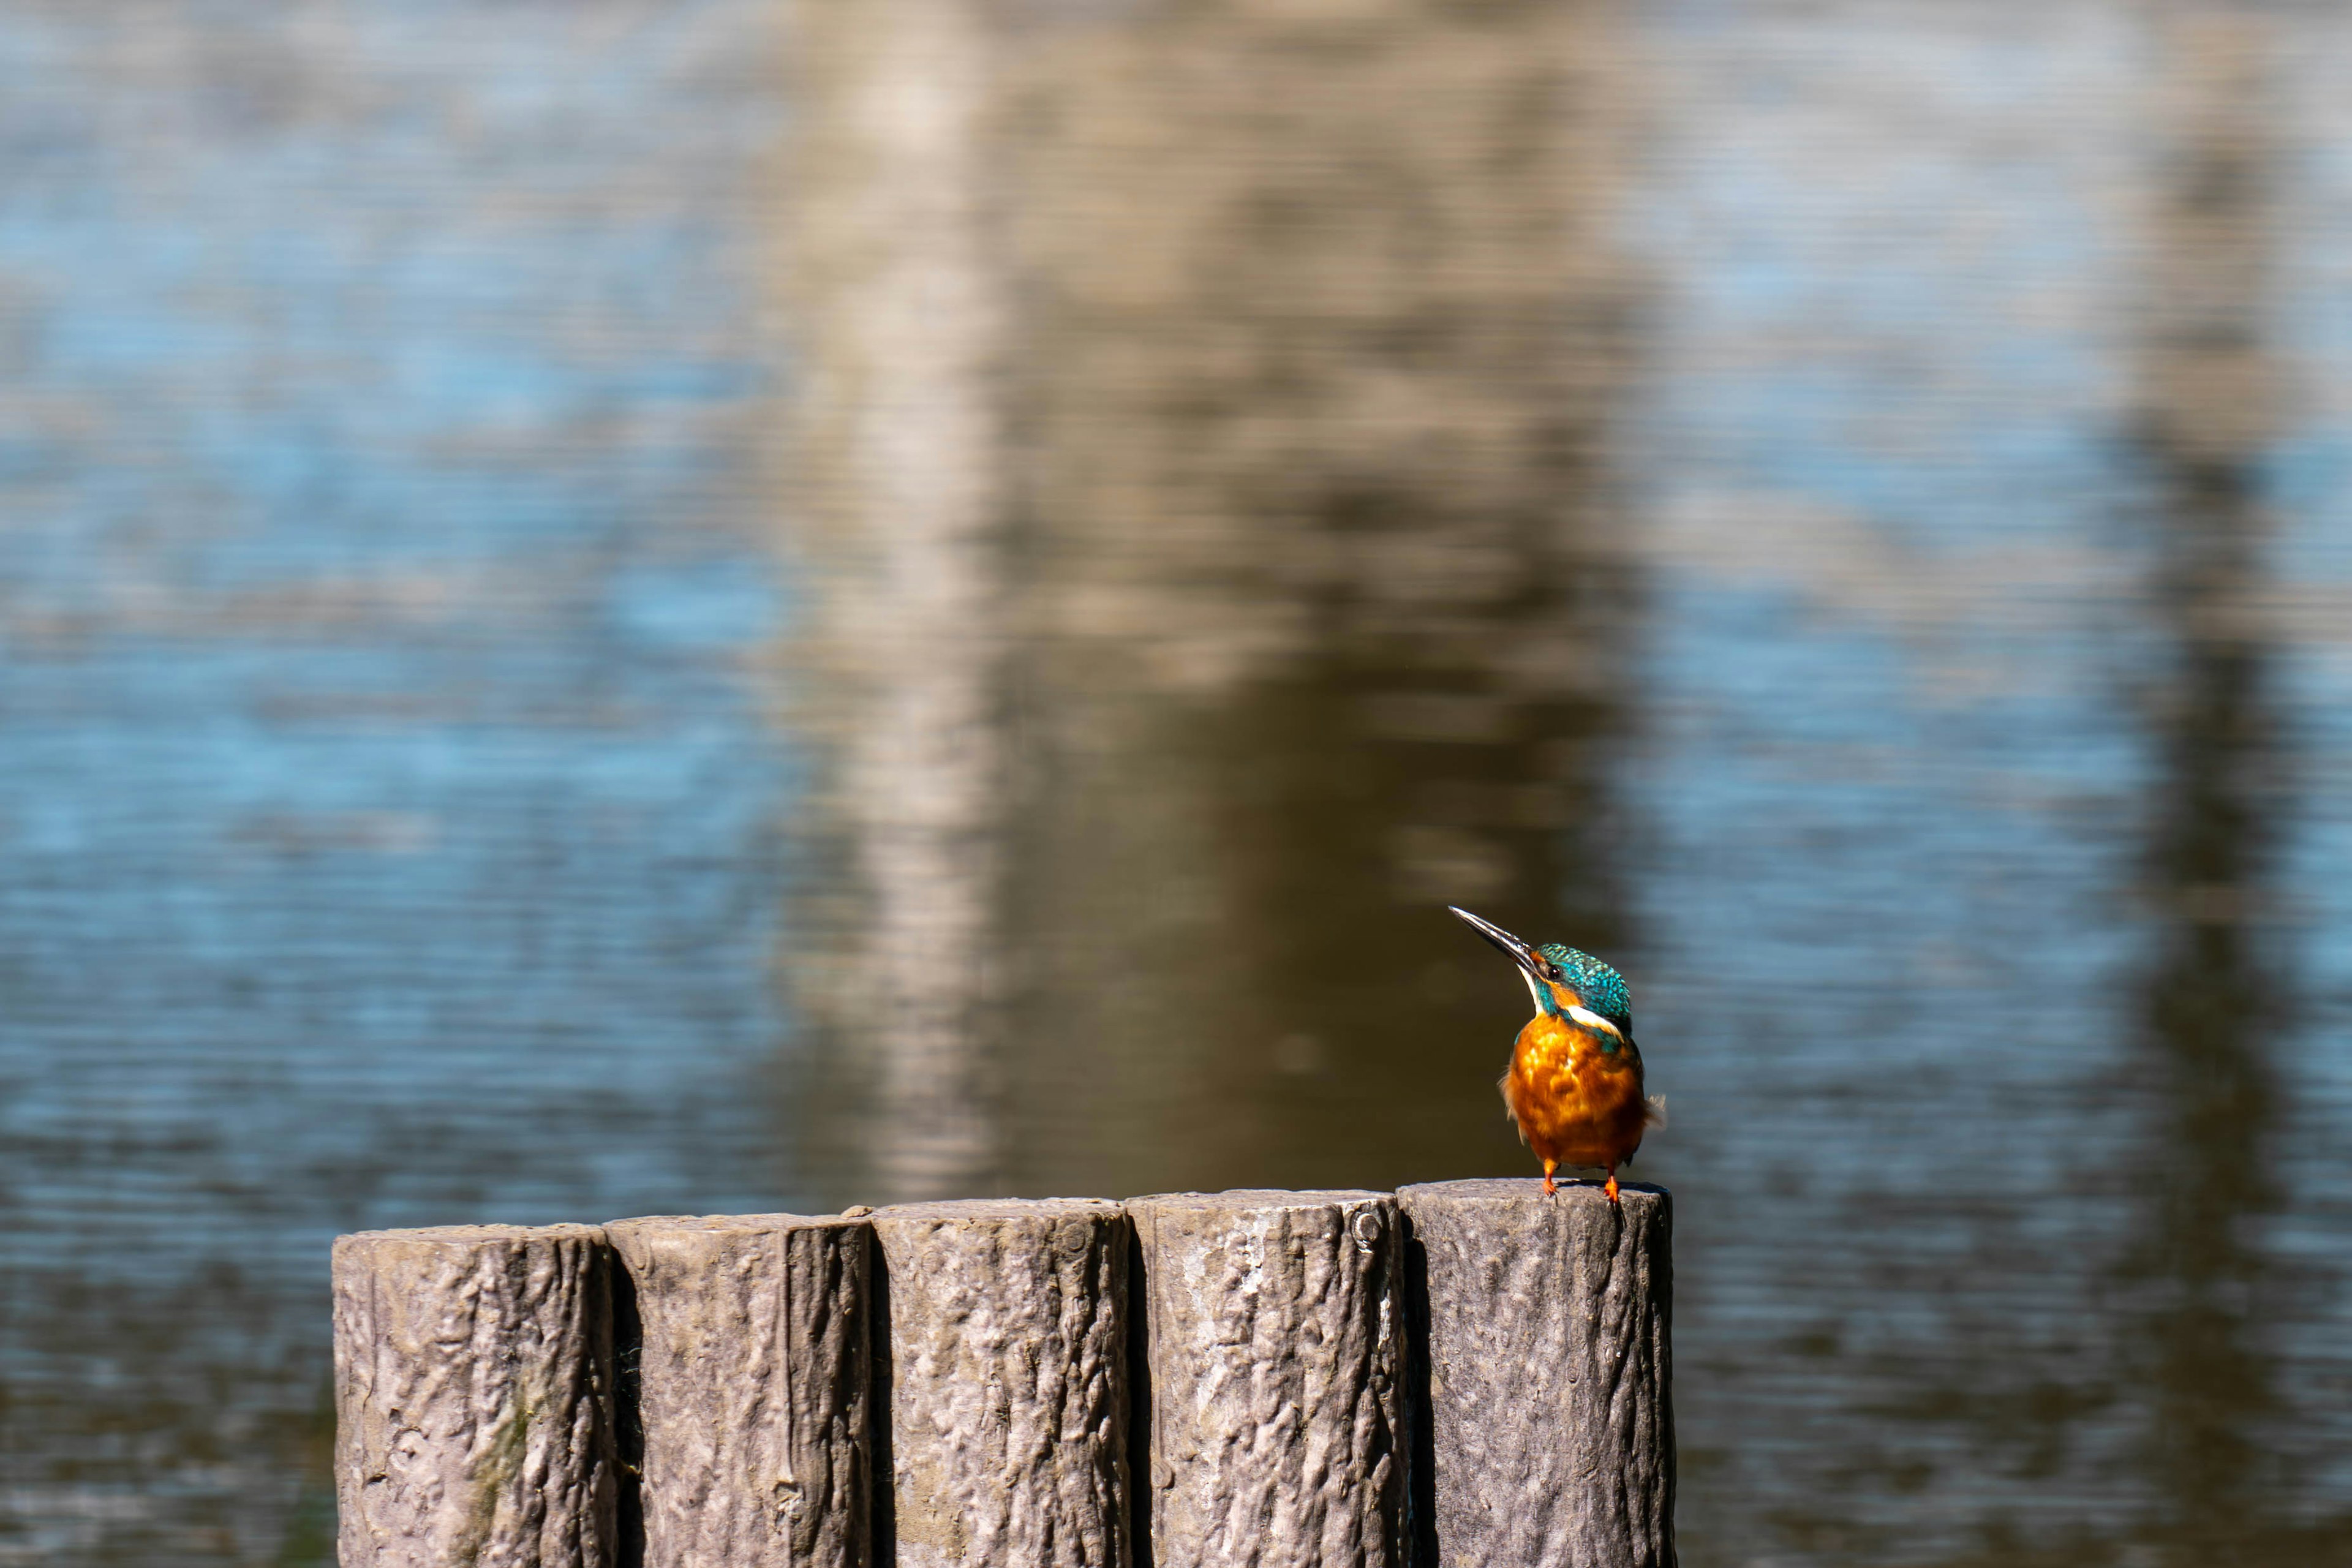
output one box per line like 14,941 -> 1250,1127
1447,905 -> 1544,979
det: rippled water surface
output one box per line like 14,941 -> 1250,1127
7,2 -> 2352,1564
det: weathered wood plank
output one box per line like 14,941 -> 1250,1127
1398,1178 -> 1675,1568
605,1213 -> 873,1568
869,1197 -> 1133,1568
1127,1188 -> 1408,1568
333,1223 -> 617,1568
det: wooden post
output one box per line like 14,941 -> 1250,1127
1126,1189 -> 1409,1568
868,1198 -> 1133,1568
1398,1178 -> 1675,1568
332,1223 -> 617,1568
605,1213 -> 875,1568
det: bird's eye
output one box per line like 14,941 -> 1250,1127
1542,962 -> 1562,981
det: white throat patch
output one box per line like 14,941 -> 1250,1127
1567,1005 -> 1624,1041
1521,968 -> 1627,1042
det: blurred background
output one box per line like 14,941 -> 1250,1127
4,0 -> 2352,1562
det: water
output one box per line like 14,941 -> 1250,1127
6,2 -> 2352,1564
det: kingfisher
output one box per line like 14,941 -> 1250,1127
1448,906 -> 1659,1204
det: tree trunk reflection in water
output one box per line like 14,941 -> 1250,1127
2116,9 -> 2343,1561
781,0 -> 1640,1205
785,0 -> 1010,1204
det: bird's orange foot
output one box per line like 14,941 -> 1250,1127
1542,1161 -> 1558,1196
1604,1172 -> 1621,1205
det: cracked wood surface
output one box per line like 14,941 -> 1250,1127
1399,1178 -> 1675,1568
1128,1188 -> 1408,1568
869,1197 -> 1133,1568
606,1213 -> 873,1568
333,1223 -> 617,1568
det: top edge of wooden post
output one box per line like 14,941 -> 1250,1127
331,1221 -> 608,1250
870,1196 -> 1125,1224
1126,1187 -> 1391,1213
1398,1176 -> 1669,1208
603,1210 -> 871,1236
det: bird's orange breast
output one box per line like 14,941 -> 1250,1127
1501,1012 -> 1648,1169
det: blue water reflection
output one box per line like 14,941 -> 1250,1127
0,4 -> 791,1559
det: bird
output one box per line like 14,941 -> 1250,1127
1448,906 -> 1659,1204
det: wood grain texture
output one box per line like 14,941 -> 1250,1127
333,1223 -> 617,1568
605,1213 -> 873,1568
1127,1189 -> 1408,1568
1398,1178 -> 1674,1568
869,1197 -> 1133,1568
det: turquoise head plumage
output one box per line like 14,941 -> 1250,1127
1530,942 -> 1632,1035
1447,907 -> 1634,1044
